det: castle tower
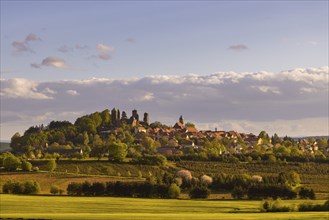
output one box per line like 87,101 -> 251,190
143,112 -> 149,125
179,115 -> 184,124
111,108 -> 118,125
132,109 -> 139,121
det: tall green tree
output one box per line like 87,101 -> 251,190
108,142 -> 128,162
47,160 -> 57,172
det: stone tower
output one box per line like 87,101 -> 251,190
179,115 -> 184,124
132,109 -> 139,121
143,112 -> 149,125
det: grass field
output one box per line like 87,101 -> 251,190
0,194 -> 328,220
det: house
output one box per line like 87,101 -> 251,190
135,126 -> 147,134
173,122 -> 185,130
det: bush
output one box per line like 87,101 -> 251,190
47,159 -> 57,172
261,199 -> 292,212
2,180 -> 40,194
231,186 -> 246,199
298,187 -> 315,199
21,160 -> 32,171
189,186 -> 210,199
3,153 -> 21,171
50,185 -> 60,195
248,184 -> 297,199
168,183 -> 180,199
298,200 -> 329,212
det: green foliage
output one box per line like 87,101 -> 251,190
168,183 -> 180,199
21,160 -> 32,171
134,154 -> 167,166
2,152 -> 21,171
46,159 -> 57,172
298,200 -> 329,212
261,199 -> 292,212
50,185 -> 60,195
232,186 -> 246,199
108,142 -> 128,162
189,186 -> 210,199
298,187 -> 315,199
2,180 -> 40,194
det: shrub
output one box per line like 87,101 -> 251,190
231,186 -> 246,199
50,185 -> 60,195
21,160 -> 32,171
298,200 -> 329,212
47,159 -> 57,172
248,184 -> 297,199
23,181 -> 40,194
299,187 -> 315,199
2,180 -> 40,194
189,186 -> 210,199
261,199 -> 292,212
3,153 -> 21,171
168,183 -> 180,199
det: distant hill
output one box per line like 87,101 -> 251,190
0,142 -> 11,152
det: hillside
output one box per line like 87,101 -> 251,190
0,142 -> 10,152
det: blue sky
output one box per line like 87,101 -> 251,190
0,1 -> 328,140
1,1 -> 328,80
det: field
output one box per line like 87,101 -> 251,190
0,194 -> 328,220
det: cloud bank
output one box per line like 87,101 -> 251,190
1,67 -> 328,139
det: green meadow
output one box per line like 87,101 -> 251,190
0,194 -> 328,220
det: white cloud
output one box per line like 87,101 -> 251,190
1,67 -> 328,140
0,78 -> 52,100
96,43 -> 114,60
252,86 -> 281,94
96,43 -> 113,52
31,57 -> 67,69
66,90 -> 79,96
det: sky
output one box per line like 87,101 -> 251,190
1,1 -> 328,141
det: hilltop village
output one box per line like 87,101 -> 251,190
8,108 -> 328,162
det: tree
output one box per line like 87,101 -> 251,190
21,160 -> 32,171
232,186 -> 245,199
286,171 -> 301,187
50,185 -> 60,195
168,183 -> 181,199
100,109 -> 111,126
176,170 -> 193,181
299,187 -> 315,199
2,152 -> 21,171
47,160 -> 57,172
189,186 -> 210,199
10,132 -> 22,153
108,142 -> 128,162
91,134 -> 106,160
75,116 -> 96,134
271,133 -> 281,145
278,171 -> 301,187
